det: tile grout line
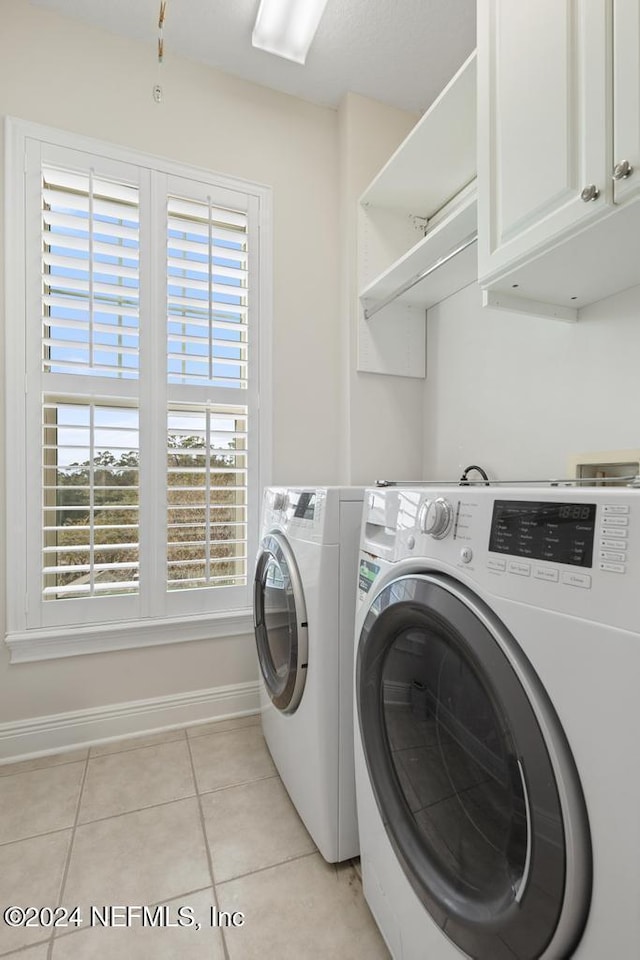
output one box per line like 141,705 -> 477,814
46,752 -> 90,960
215,849 -> 320,889
0,771 -> 280,852
0,825 -> 73,851
185,719 -> 260,742
87,729 -> 187,760
0,935 -> 50,957
0,752 -> 89,779
185,735 -> 232,960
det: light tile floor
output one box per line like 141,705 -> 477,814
0,715 -> 390,959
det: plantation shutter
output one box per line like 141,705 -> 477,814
11,130 -> 265,642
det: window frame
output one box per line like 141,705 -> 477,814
4,117 -> 272,663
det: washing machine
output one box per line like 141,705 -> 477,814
253,485 -> 365,862
354,483 -> 640,959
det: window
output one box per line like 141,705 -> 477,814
5,120 -> 271,660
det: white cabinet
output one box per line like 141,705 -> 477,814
477,0 -> 610,282
613,0 -> 640,204
477,0 -> 640,318
357,52 -> 477,377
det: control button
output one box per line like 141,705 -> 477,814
600,538 -> 628,550
599,527 -> 627,539
460,547 -> 473,564
534,566 -> 559,582
407,535 -> 416,550
601,515 -> 629,526
508,561 -> 531,577
562,571 -> 592,589
599,561 -> 625,574
600,551 -> 626,562
602,504 -> 630,514
487,558 -> 506,573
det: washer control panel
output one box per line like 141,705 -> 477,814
384,486 -> 638,632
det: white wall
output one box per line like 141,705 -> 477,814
0,0 -> 342,729
424,281 -> 640,481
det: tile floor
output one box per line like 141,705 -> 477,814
0,715 -> 390,959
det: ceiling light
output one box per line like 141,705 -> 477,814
252,0 -> 330,65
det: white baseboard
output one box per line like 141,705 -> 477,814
0,680 -> 260,763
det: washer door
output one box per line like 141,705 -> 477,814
357,573 -> 591,960
254,533 -> 308,713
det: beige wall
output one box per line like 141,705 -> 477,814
0,0 -> 345,724
0,2 -> 423,731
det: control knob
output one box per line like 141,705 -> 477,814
419,497 -> 453,539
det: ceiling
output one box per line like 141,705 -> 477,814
30,0 -> 476,115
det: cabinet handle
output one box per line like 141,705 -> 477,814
612,160 -> 633,181
580,184 -> 600,202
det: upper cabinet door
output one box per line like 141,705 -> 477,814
613,0 -> 640,203
478,0 -> 611,283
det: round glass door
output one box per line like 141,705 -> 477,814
357,573 -> 591,960
254,533 -> 308,713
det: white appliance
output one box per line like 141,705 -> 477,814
354,483 -> 640,960
254,485 -> 365,862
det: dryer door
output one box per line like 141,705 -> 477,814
357,573 -> 591,960
254,533 -> 308,713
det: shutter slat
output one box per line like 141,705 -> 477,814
44,274 -> 140,302
167,257 -> 247,281
43,209 -> 139,242
45,231 -> 140,261
44,252 -> 140,282
44,338 -> 139,359
167,315 -> 247,334
167,296 -> 247,318
43,295 -> 140,321
43,186 -> 139,222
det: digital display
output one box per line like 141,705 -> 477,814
293,491 -> 316,520
489,500 -> 596,568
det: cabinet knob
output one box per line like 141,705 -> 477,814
580,184 -> 600,202
613,160 -> 633,181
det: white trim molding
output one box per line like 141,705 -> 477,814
6,609 -> 254,663
4,116 -> 272,654
0,680 -> 260,763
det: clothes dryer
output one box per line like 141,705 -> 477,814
354,484 -> 640,959
254,486 -> 364,862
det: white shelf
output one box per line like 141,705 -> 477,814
360,183 -> 477,315
360,51 -> 477,217
356,49 -> 477,377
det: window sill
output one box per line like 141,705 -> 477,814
5,609 -> 255,663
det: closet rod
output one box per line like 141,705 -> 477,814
363,232 -> 477,321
